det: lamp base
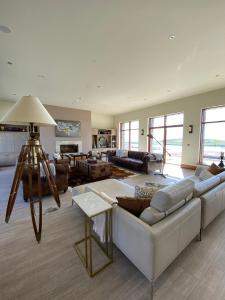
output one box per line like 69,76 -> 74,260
154,171 -> 167,178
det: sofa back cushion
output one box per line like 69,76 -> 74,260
128,151 -> 148,161
151,179 -> 194,212
199,169 -> 214,181
216,171 -> 225,183
193,176 -> 220,197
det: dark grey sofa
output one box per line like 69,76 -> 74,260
108,150 -> 151,174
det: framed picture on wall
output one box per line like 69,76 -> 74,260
55,120 -> 81,137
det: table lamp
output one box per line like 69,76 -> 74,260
0,96 -> 60,242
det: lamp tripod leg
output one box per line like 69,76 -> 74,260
5,145 -> 28,223
28,150 -> 43,242
39,146 -> 60,208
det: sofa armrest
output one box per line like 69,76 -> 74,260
113,198 -> 201,282
55,164 -> 69,175
143,154 -> 150,163
150,198 -> 201,279
113,205 -> 155,281
107,150 -> 116,161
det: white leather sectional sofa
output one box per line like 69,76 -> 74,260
189,165 -> 225,231
72,166 -> 225,299
73,179 -> 201,300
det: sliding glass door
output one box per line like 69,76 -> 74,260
149,113 -> 184,165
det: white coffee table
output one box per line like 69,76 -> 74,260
72,191 -> 113,277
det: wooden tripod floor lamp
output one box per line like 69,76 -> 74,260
1,96 -> 60,242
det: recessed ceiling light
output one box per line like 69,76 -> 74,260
216,74 -> 220,77
38,74 -> 46,78
169,35 -> 175,40
7,61 -> 13,65
0,25 -> 12,34
72,98 -> 82,105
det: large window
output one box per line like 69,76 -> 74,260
120,121 -> 139,150
200,106 -> 225,165
149,113 -> 184,165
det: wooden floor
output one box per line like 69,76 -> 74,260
1,166 -> 225,300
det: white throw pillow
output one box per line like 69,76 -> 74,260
116,149 -> 121,157
53,152 -> 61,160
120,150 -> 128,157
116,149 -> 128,157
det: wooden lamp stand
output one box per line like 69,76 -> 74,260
5,123 -> 60,242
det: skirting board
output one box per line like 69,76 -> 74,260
181,164 -> 196,170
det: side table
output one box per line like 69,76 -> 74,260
72,192 -> 113,277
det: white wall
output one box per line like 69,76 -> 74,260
91,112 -> 115,129
0,100 -> 15,119
0,100 -> 92,154
115,88 -> 225,166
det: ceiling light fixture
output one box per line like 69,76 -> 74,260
0,25 -> 12,33
169,35 -> 175,40
37,74 -> 46,78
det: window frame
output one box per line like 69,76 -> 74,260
120,120 -> 139,150
148,112 -> 184,164
199,105 -> 225,164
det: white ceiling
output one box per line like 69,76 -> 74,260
1,0 -> 225,115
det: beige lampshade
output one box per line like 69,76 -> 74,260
0,96 -> 56,126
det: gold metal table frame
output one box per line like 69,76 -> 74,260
74,208 -> 113,277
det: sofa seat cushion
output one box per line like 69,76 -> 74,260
188,175 -> 201,184
122,158 -> 143,166
116,197 -> 150,217
85,179 -> 135,204
194,176 -> 220,197
151,179 -> 194,212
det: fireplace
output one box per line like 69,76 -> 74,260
60,144 -> 78,154
56,140 -> 82,153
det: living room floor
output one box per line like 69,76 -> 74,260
1,165 -> 225,300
